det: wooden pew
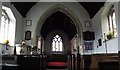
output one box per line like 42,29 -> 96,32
90,54 -> 119,70
17,55 -> 47,70
83,55 -> 92,70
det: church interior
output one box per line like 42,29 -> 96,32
0,1 -> 120,70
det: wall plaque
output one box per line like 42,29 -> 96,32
25,30 -> 31,40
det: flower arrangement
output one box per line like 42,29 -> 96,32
3,40 -> 9,50
106,31 -> 114,40
4,40 -> 9,44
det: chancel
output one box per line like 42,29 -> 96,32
0,1 -> 120,70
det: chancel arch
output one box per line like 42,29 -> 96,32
35,4 -> 83,55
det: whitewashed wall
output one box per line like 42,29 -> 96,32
92,7 -> 103,54
93,2 -> 118,54
25,2 -> 91,46
25,2 -> 119,54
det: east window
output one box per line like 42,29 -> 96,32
52,35 -> 63,52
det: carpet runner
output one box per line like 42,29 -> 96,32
47,54 -> 68,69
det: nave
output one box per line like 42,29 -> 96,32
0,2 -> 120,70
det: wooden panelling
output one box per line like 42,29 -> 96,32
17,55 -> 47,70
90,54 -> 119,70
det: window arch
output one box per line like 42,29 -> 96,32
52,35 -> 63,52
107,5 -> 117,37
1,9 -> 10,43
0,6 -> 16,46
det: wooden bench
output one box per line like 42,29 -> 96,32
90,54 -> 119,70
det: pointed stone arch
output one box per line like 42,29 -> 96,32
35,4 -> 83,46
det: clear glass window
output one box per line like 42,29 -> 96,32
52,35 -> 63,52
108,6 -> 117,37
0,10 -> 10,43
